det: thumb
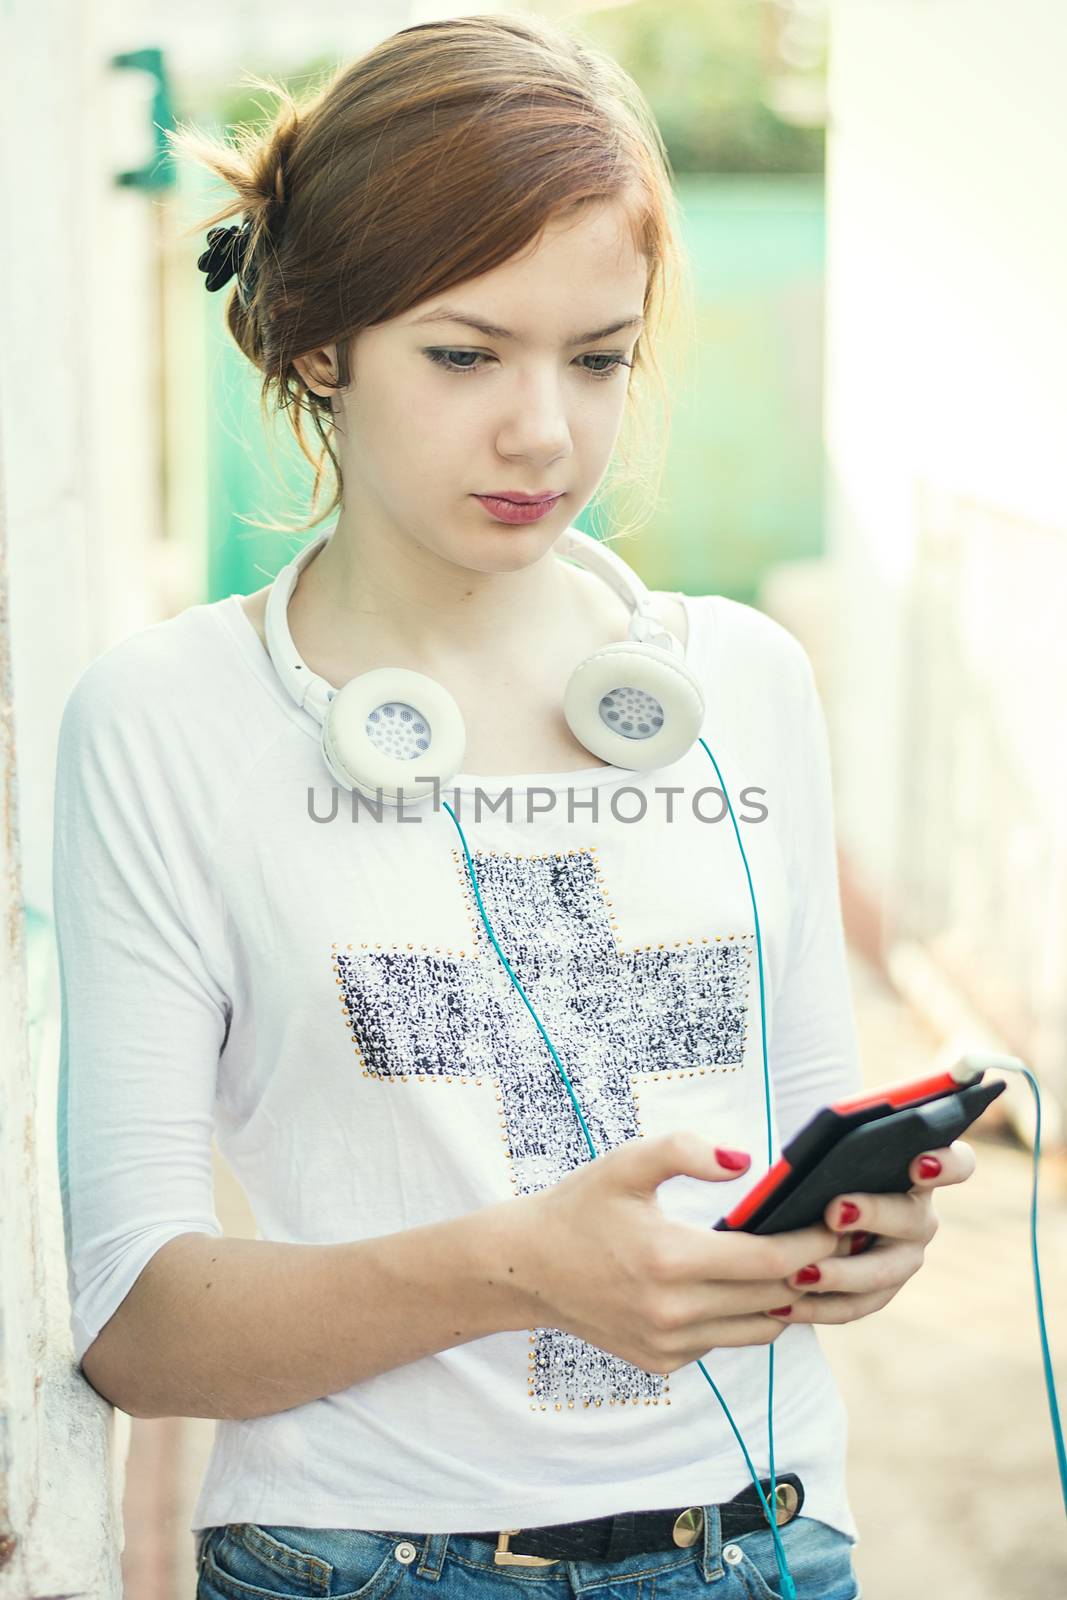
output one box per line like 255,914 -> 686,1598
616,1131 -> 752,1198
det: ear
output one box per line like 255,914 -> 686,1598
292,343 -> 341,398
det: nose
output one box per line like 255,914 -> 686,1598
493,366 -> 574,467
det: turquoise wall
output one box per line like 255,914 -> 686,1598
631,174 -> 826,603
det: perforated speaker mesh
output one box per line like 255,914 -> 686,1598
597,686 -> 664,740
365,702 -> 432,759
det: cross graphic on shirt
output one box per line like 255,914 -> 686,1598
331,846 -> 752,1412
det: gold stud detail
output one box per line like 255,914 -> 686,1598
672,1508 -> 704,1549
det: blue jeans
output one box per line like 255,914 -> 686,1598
195,1509 -> 861,1599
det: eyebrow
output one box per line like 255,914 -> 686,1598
409,306 -> 646,344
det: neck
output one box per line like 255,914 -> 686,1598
289,512 -> 607,672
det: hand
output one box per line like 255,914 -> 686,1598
513,1132 -> 842,1374
764,1140 -> 978,1325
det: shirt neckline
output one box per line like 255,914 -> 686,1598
217,587 -> 702,796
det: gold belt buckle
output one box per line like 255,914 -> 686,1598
494,1529 -> 561,1567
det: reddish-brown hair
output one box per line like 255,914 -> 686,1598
167,11 -> 692,538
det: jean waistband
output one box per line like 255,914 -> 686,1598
451,1473 -> 805,1565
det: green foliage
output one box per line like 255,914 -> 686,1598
179,54 -> 341,139
180,5 -> 826,175
579,0 -> 826,174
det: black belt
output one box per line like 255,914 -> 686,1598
454,1472 -> 804,1566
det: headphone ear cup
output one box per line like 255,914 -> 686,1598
563,641 -> 705,770
321,668 -> 466,805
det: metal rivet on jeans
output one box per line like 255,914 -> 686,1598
764,1482 -> 800,1526
672,1507 -> 704,1547
723,1544 -> 743,1565
394,1542 -> 418,1564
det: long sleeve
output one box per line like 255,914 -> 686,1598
53,658 -> 230,1370
767,642 -> 863,1151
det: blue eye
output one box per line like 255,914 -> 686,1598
423,349 -> 633,381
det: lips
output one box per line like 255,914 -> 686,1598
482,491 -> 562,503
474,493 -> 563,524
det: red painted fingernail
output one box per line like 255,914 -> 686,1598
767,1306 -> 793,1318
715,1147 -> 751,1171
837,1201 -> 861,1227
917,1156 -> 942,1179
794,1264 -> 821,1285
849,1231 -> 872,1255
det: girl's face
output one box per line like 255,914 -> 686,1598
321,197 -> 648,575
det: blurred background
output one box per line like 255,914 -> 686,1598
2,1 -> 1065,1597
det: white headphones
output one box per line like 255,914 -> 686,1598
264,524 -> 707,805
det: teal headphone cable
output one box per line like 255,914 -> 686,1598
999,1060 -> 1067,1514
440,727 -> 801,1597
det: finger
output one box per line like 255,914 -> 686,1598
674,1277 -> 819,1325
658,1306 -> 815,1367
689,1313 -> 802,1351
824,1187 -> 935,1243
907,1138 -> 977,1189
639,1312 -> 790,1376
682,1220 -> 840,1283
766,1284 -> 899,1326
622,1132 -> 767,1198
781,1238 -> 923,1297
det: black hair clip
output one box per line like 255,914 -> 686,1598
197,220 -> 257,304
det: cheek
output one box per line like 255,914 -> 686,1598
352,393 -> 457,494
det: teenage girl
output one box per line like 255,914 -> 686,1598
54,14 -> 975,1600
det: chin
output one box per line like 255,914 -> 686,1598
444,513 -> 563,572
484,529 -> 563,566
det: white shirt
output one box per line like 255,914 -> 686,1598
54,580 -> 863,1541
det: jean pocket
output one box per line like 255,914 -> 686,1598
200,1524 -> 412,1600
726,1516 -> 860,1600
